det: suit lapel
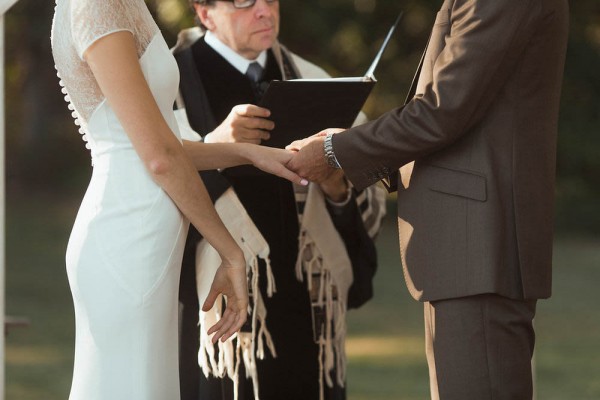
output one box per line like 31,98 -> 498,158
404,32 -> 431,105
384,3 -> 452,193
383,30 -> 431,193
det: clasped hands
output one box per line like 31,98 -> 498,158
285,128 -> 347,192
209,104 -> 347,198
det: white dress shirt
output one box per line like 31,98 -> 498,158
204,31 -> 267,74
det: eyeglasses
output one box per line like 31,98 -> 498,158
198,0 -> 278,9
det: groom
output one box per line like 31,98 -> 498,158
288,0 -> 569,398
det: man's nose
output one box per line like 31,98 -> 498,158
253,0 -> 273,18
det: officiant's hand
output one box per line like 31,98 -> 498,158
286,129 -> 346,183
203,252 -> 249,344
205,104 -> 274,145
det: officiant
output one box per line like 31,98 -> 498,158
171,1 -> 386,399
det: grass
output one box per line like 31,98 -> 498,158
5,190 -> 79,399
5,190 -> 600,399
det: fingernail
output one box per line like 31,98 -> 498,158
301,179 -> 309,186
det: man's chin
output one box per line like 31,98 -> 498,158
254,37 -> 277,52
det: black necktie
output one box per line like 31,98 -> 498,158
246,62 -> 264,83
246,62 -> 266,99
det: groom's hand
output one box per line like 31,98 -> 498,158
286,129 -> 345,183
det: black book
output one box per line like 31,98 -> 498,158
260,11 -> 403,148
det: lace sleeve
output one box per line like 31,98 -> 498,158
70,0 -> 137,60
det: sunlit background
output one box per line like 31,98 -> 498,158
4,0 -> 600,399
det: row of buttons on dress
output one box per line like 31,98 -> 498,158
53,2 -> 92,163
55,67 -> 91,150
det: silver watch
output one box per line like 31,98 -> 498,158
324,132 -> 341,169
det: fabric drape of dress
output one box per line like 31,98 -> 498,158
51,0 -> 189,399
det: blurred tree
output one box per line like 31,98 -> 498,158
5,0 -> 88,191
4,0 -> 600,233
555,1 -> 600,233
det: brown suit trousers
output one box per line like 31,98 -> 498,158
425,294 -> 537,399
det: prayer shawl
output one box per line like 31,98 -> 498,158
192,183 -> 385,400
173,28 -> 386,400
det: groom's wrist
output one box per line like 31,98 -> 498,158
324,132 -> 341,169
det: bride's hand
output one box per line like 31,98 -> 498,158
202,251 -> 249,343
248,145 -> 308,186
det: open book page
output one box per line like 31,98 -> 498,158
257,11 -> 403,149
259,79 -> 376,148
287,11 -> 402,83
289,76 -> 376,83
364,11 -> 403,79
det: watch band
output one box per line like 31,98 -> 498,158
324,132 -> 341,169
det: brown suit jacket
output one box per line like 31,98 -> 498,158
333,0 -> 569,301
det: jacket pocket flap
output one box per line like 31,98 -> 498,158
426,165 -> 487,202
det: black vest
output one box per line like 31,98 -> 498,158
176,38 -> 290,136
175,37 -> 309,301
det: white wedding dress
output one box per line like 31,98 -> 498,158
51,0 -> 188,398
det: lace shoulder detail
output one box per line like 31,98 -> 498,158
70,0 -> 155,60
51,0 -> 159,150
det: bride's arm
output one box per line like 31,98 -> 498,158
182,140 -> 308,184
84,31 -> 246,342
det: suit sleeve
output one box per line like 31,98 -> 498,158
333,0 -> 540,190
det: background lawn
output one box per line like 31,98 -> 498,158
5,191 -> 600,399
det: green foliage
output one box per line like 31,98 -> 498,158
555,2 -> 600,234
4,0 -> 600,233
5,0 -> 90,188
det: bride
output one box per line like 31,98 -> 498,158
51,0 -> 306,398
